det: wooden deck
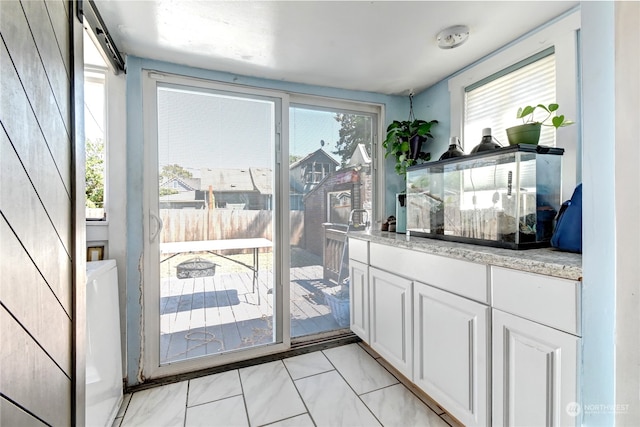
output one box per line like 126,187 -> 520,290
159,264 -> 344,364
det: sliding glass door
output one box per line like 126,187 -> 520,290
141,74 -> 381,377
288,99 -> 377,339
142,73 -> 288,377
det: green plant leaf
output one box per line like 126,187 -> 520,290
386,121 -> 401,132
416,121 -> 437,136
518,106 -> 535,118
548,103 -> 559,112
552,115 -> 565,128
537,104 -> 551,113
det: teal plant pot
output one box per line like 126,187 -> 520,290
506,123 -> 542,145
396,193 -> 406,234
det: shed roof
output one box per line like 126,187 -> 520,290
200,167 -> 272,194
250,168 -> 272,194
289,148 -> 339,169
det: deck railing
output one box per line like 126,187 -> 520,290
322,223 -> 349,285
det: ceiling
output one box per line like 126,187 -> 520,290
93,1 -> 578,96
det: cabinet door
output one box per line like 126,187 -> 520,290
349,259 -> 369,341
492,309 -> 579,427
413,282 -> 490,427
369,267 -> 413,378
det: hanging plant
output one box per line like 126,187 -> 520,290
383,94 -> 438,176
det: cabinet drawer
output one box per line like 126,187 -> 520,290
370,242 -> 489,304
491,267 -> 581,336
348,238 -> 369,264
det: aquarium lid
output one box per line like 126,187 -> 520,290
408,143 -> 564,171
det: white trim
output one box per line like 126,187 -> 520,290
290,93 -> 382,114
448,10 -> 580,199
141,70 -> 291,379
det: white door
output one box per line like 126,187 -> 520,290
368,267 -> 413,378
142,72 -> 289,378
413,282 -> 490,427
492,309 -> 579,427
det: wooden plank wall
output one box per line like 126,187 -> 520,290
0,1 -> 74,425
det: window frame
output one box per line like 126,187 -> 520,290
84,65 -> 108,220
448,10 -> 580,200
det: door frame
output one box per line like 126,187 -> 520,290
141,71 -> 291,379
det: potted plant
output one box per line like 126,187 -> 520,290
322,278 -> 350,328
383,118 -> 438,175
382,94 -> 438,233
506,103 -> 574,146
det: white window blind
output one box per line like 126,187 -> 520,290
464,49 -> 556,150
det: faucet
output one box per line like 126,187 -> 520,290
348,209 -> 370,230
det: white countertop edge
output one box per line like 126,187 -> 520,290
348,230 -> 582,282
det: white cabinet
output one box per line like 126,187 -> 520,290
347,237 -> 581,427
369,267 -> 413,378
492,309 -> 579,427
413,282 -> 490,427
349,259 -> 369,341
491,267 -> 580,427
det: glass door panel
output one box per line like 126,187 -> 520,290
151,81 -> 279,366
288,104 -> 375,338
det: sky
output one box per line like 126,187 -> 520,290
157,87 -> 342,176
289,107 -> 341,161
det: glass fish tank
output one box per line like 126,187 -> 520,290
406,144 -> 564,249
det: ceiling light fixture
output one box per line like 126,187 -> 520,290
437,25 -> 470,49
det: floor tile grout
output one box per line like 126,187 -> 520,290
182,380 -> 190,427
320,346 -> 388,427
186,391 -> 244,408
115,343 -> 460,427
281,359 -> 317,427
371,350 -> 461,426
236,367 -> 252,427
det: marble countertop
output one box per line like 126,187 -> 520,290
347,230 -> 582,281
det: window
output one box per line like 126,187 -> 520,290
464,49 -> 556,149
448,10 -> 580,199
84,29 -> 108,220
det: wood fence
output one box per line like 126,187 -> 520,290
160,209 -> 304,253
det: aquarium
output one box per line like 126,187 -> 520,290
406,144 -> 563,249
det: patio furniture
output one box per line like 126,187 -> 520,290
161,238 -> 272,304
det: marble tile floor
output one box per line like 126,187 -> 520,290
113,342 -> 463,427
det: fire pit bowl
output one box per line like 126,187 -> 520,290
176,257 -> 217,279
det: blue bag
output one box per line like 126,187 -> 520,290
551,183 -> 582,253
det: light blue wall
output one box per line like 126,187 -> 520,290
413,82 -> 451,159
579,2 -> 616,425
124,57 -> 405,383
